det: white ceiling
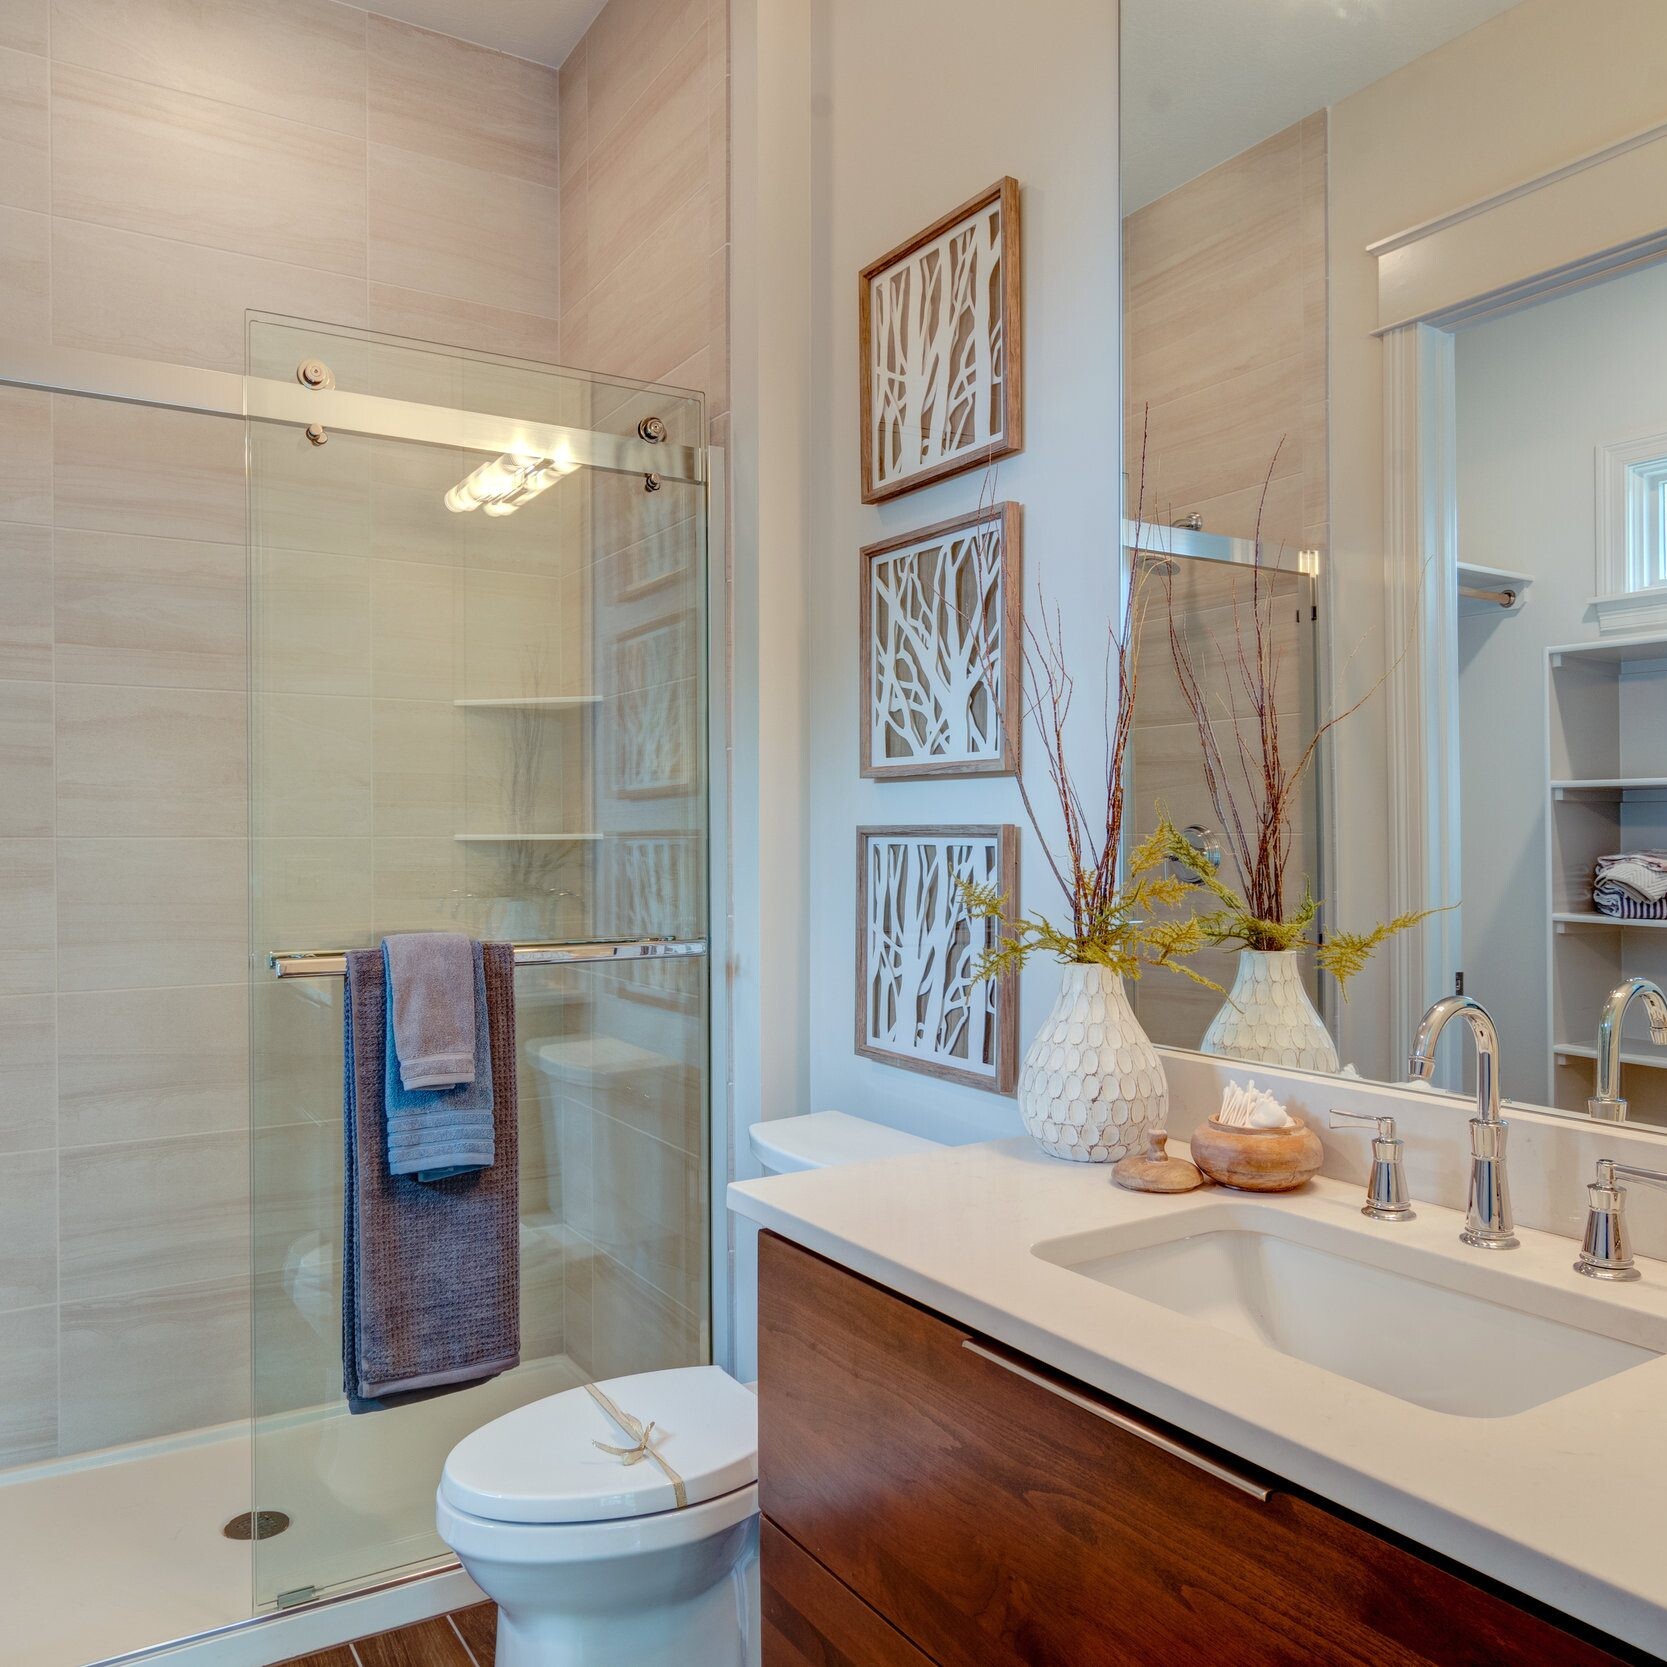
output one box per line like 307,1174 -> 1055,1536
1122,0 -> 1528,211
367,0 -> 607,66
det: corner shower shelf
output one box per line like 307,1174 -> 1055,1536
453,696 -> 602,709
453,832 -> 605,843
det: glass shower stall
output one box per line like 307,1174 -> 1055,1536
0,316 -> 712,1664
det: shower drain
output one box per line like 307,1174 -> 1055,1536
222,1510 -> 291,1541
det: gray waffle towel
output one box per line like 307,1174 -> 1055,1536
343,942 -> 520,1411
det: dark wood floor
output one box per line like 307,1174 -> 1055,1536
275,1603 -> 495,1667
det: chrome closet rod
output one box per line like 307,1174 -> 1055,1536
269,938 -> 708,979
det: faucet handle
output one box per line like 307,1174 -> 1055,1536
1328,1110 -> 1413,1223
1575,1158 -> 1667,1281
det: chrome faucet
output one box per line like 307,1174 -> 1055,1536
1575,1158 -> 1667,1280
1408,994 -> 1517,1250
1587,976 -> 1667,1122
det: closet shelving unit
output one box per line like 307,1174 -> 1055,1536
1545,634 -> 1667,1121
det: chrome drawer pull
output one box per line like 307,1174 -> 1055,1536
961,1340 -> 1272,1503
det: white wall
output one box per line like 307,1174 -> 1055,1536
1455,259 -> 1667,1102
799,0 -> 1121,1146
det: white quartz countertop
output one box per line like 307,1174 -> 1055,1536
729,1139 -> 1667,1657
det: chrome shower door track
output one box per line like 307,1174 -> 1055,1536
0,339 -> 704,483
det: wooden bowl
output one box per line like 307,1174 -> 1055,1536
1189,1115 -> 1324,1193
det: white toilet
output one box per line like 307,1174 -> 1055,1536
434,1110 -> 941,1667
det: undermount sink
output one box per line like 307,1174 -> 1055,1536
1034,1210 -> 1663,1419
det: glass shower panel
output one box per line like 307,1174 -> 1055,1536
247,318 -> 708,1609
1127,549 -> 1322,1046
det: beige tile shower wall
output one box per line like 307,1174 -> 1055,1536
1121,113 -> 1328,1050
1123,112 -> 1327,557
0,0 -> 564,1466
554,0 -> 728,1381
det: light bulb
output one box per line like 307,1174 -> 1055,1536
443,451 -> 577,514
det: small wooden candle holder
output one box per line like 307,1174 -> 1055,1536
1189,1115 -> 1324,1193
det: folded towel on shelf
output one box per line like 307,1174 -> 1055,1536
1593,852 -> 1667,919
384,932 -> 477,1091
1593,887 -> 1667,920
383,941 -> 495,1181
343,943 -> 520,1413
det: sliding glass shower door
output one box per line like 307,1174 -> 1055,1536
246,317 -> 709,1608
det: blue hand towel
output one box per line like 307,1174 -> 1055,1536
383,940 -> 495,1181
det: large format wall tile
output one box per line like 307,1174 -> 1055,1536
58,984 -> 249,1147
367,285 -> 562,367
587,1244 -> 700,1382
253,547 -> 372,698
0,995 -> 54,1154
59,1130 -> 249,1301
54,684 -> 248,838
583,26 -> 708,287
0,839 -> 53,997
53,529 -> 246,689
369,143 -> 559,317
368,15 -> 560,187
53,398 -> 245,543
0,47 -> 48,213
56,837 -> 247,991
0,1148 -> 55,1309
0,389 -> 52,524
583,0 -> 705,158
0,0 -> 46,54
0,1305 -> 56,1465
58,1277 -> 250,1452
570,191 -> 711,389
0,206 -> 48,340
0,522 -> 50,681
52,220 -> 369,376
250,834 -> 372,949
253,693 -> 372,839
52,63 -> 367,274
558,39 -> 587,181
49,0 -> 367,137
0,680 -> 52,837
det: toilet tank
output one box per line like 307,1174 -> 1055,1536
747,1110 -> 941,1175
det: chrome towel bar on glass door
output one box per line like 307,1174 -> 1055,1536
269,938 -> 708,979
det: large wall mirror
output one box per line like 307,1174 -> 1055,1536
1121,0 -> 1667,1131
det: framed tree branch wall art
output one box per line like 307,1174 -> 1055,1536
860,502 -> 1022,779
856,825 -> 1019,1092
859,177 -> 1023,504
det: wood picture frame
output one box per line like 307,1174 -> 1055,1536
859,502 -> 1023,779
855,824 -> 1019,1093
858,177 -> 1024,504
610,610 -> 697,800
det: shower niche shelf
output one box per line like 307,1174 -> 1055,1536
454,833 -> 604,843
453,696 -> 602,709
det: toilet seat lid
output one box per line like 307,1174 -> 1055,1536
440,1365 -> 757,1524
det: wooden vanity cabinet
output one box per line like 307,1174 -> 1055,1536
757,1231 -> 1638,1667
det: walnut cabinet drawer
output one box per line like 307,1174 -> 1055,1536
757,1231 -> 1633,1667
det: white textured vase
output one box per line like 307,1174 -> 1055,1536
1201,948 -> 1339,1073
1019,964 -> 1167,1163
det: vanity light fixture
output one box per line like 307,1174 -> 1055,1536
444,447 -> 579,517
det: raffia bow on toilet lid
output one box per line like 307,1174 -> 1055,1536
439,1365 -> 757,1524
